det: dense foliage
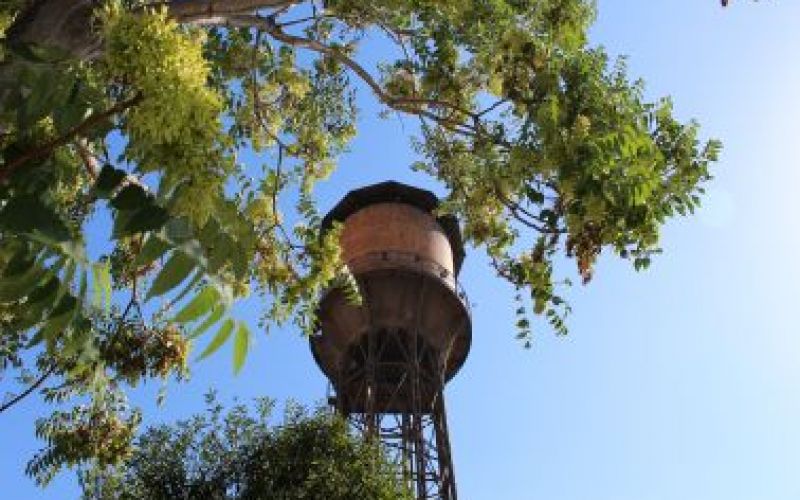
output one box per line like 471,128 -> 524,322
78,394 -> 410,500
1,0 -> 720,485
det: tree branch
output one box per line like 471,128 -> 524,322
160,0 -> 300,24
0,94 -> 142,185
5,2 -> 503,147
496,191 -> 564,235
6,0 -> 300,61
73,139 -> 100,181
0,365 -> 56,414
216,15 -> 490,139
477,98 -> 510,118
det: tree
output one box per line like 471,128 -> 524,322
1,0 -> 720,484
74,394 -> 410,500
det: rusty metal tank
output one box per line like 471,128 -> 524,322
311,181 -> 471,413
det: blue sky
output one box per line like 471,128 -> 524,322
4,1 -> 800,498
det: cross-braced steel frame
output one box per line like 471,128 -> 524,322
332,323 -> 457,500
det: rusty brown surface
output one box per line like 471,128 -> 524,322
320,181 -> 465,272
312,269 -> 471,386
340,202 -> 455,275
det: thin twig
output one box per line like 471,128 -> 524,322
246,32 -> 302,252
0,365 -> 56,414
477,98 -> 510,118
497,192 -> 564,235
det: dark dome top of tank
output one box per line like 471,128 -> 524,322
321,181 -> 465,273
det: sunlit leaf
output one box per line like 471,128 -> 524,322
133,235 -> 170,267
232,321 -> 251,374
146,251 -> 196,301
91,261 -> 112,310
190,304 -> 226,340
174,285 -> 220,323
198,318 -> 235,360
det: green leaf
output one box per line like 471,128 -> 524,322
525,186 -> 545,204
52,79 -> 102,137
190,304 -> 225,339
50,293 -> 78,317
16,274 -> 60,331
0,267 -> 44,302
146,251 -> 196,301
39,295 -> 78,344
18,71 -> 73,131
634,257 -> 651,271
121,205 -> 170,236
232,321 -> 251,374
55,240 -> 88,264
110,184 -> 149,211
2,246 -> 34,277
53,260 -> 77,308
60,323 -> 95,359
175,239 -> 206,267
198,318 -> 235,360
0,251 -> 45,302
205,230 -> 235,274
0,196 -> 70,243
27,275 -> 60,306
168,270 -> 202,309
165,217 -> 193,244
78,269 -> 88,302
133,235 -> 170,268
95,165 -> 126,198
53,97 -> 92,135
174,286 -> 220,323
91,262 -> 112,310
111,209 -> 135,239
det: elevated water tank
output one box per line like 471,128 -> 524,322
311,181 -> 471,413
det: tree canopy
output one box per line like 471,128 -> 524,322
1,0 -> 719,485
76,394 -> 410,500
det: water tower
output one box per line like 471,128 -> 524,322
311,181 -> 471,499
